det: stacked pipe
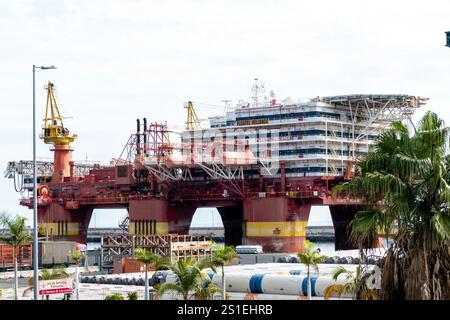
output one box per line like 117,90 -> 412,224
277,254 -> 382,265
210,273 -> 354,298
158,273 -> 356,299
157,291 -> 342,300
159,263 -> 380,298
205,263 -> 362,275
80,263 -> 381,299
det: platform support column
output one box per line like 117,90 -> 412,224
217,205 -> 244,247
243,197 -> 312,253
128,200 -> 196,236
329,205 -> 361,250
38,203 -> 92,244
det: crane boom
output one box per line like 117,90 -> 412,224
184,101 -> 200,130
41,81 -> 77,146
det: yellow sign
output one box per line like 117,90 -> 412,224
246,221 -> 307,237
236,118 -> 269,126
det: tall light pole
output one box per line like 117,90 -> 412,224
32,64 -> 57,301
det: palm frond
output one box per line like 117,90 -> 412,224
350,209 -> 383,248
331,266 -> 353,281
430,211 -> 450,241
158,282 -> 184,296
323,284 -> 346,300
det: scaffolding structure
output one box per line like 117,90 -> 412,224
100,234 -> 213,271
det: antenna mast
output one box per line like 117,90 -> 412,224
221,99 -> 231,116
251,78 -> 265,107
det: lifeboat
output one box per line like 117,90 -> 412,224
165,154 -> 197,168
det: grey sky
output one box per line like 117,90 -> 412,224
1,0 -> 450,227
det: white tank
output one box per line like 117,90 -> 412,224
159,264 -> 379,298
314,276 -> 354,298
212,273 -> 254,293
261,274 -> 304,295
228,292 -> 304,300
162,271 -> 179,283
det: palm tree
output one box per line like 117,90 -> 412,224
39,268 -> 69,280
157,258 -> 216,300
193,282 -> 221,300
210,243 -> 237,300
334,111 -> 450,299
323,265 -> 378,300
297,240 -> 325,299
134,248 -> 167,300
0,213 -> 32,300
69,249 -> 85,300
104,293 -> 124,300
127,291 -> 138,300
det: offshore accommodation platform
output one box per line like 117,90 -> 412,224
5,80 -> 427,252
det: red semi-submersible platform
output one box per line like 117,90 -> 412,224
9,83 -> 426,253
25,160 -> 362,253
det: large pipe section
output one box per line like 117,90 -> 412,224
159,263 -> 380,298
160,263 -> 365,277
158,291 -> 343,300
225,292 -> 346,300
210,263 -> 361,274
209,274 -> 355,298
163,272 -> 355,298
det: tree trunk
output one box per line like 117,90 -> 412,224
144,268 -> 149,301
221,265 -> 226,300
13,246 -> 18,300
307,266 -> 311,300
75,263 -> 79,300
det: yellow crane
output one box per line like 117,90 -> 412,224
41,81 -> 77,145
40,81 -> 77,182
184,101 -> 200,130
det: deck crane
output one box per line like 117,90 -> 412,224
41,81 -> 77,182
184,101 -> 200,130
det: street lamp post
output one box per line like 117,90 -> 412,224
32,64 -> 57,301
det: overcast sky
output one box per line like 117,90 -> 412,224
1,0 -> 450,228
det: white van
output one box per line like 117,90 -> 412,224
235,245 -> 264,254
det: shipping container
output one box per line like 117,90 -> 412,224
38,241 -> 78,267
0,243 -> 33,271
112,256 -> 154,274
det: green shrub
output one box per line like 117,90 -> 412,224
104,293 -> 124,300
127,292 -> 138,300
